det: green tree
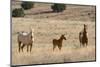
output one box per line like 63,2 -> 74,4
12,8 -> 25,17
21,2 -> 34,10
51,4 -> 66,12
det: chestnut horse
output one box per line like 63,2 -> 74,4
79,24 -> 88,47
53,34 -> 66,51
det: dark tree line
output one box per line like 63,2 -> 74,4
12,2 -> 66,17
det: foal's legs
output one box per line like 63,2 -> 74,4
53,45 -> 56,51
18,41 -> 21,52
58,45 -> 62,51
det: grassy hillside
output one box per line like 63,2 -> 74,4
12,2 -> 96,65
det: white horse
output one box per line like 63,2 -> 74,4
17,28 -> 34,52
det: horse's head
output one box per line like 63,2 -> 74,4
83,24 -> 88,33
30,27 -> 35,41
84,24 -> 87,29
61,34 -> 66,40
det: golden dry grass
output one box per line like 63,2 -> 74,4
12,2 -> 96,65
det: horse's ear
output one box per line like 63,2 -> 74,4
29,27 -> 32,32
84,24 -> 88,28
84,24 -> 87,27
30,27 -> 34,32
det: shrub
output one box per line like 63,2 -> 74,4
12,8 -> 25,17
21,2 -> 34,10
51,4 -> 66,12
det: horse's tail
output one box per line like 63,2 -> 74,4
79,32 -> 82,43
53,39 -> 57,51
53,39 -> 55,45
53,39 -> 57,46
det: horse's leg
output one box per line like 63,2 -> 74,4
86,39 -> 88,46
80,42 -> 81,47
83,43 -> 85,47
30,44 -> 32,52
27,45 -> 29,52
86,42 -> 88,46
21,44 -> 25,52
80,38 -> 82,47
18,41 -> 21,52
58,45 -> 62,51
85,42 -> 88,47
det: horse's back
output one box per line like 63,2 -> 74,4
53,39 -> 57,45
18,33 -> 33,44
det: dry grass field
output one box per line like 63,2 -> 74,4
12,2 -> 96,65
